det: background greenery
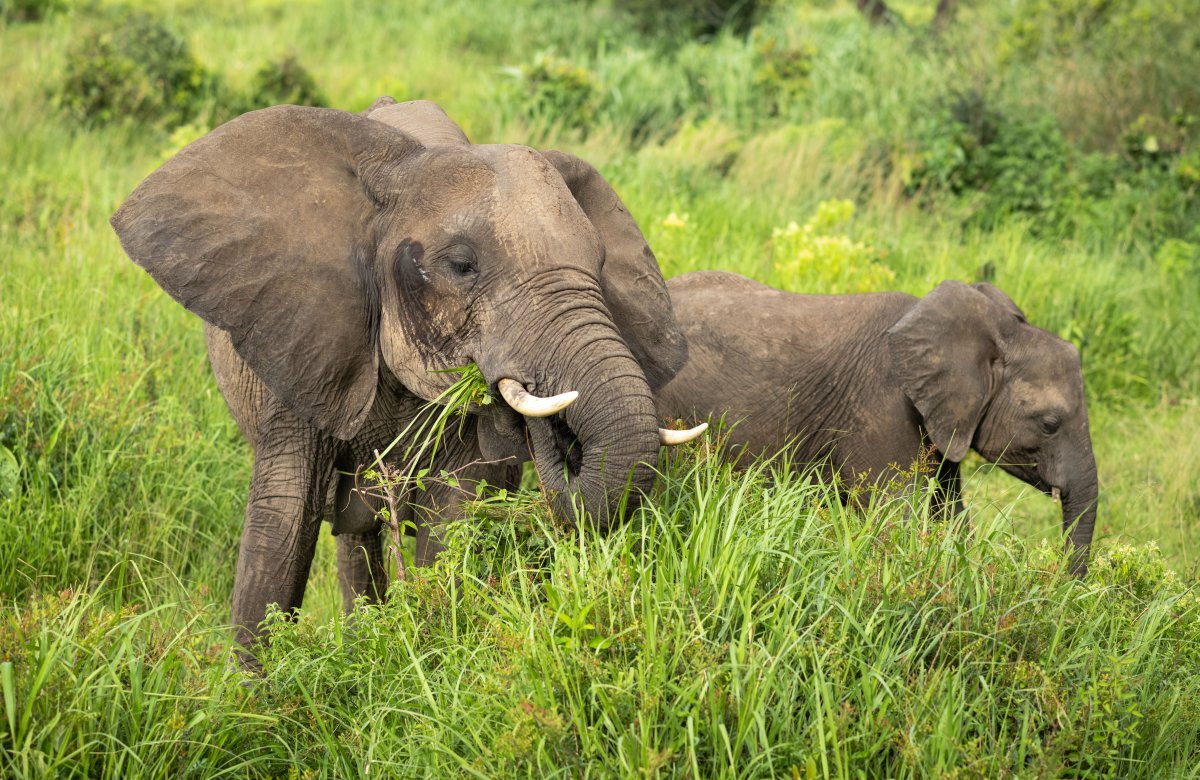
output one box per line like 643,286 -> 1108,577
2,0 -> 1198,776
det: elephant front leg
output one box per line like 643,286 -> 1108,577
931,458 -> 965,519
336,531 -> 390,612
231,407 -> 336,669
331,470 -> 398,611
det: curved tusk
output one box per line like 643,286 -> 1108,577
1051,486 -> 1061,502
497,378 -> 578,418
660,422 -> 708,446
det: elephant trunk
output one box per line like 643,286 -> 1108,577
1059,455 -> 1098,577
518,321 -> 659,532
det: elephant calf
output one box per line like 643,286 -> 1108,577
657,271 -> 1098,575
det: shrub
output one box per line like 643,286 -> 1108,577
770,199 -> 894,293
507,52 -> 601,135
1121,111 -> 1198,170
750,30 -> 814,117
610,0 -> 764,41
243,55 -> 326,110
0,0 -> 62,22
58,10 -> 216,128
906,91 -> 1077,227
903,90 -> 1200,244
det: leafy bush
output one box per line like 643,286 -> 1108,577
58,11 -> 216,128
0,0 -> 62,22
1121,111 -> 1198,170
243,55 -> 327,110
907,91 -> 1073,227
901,90 -> 1200,244
770,199 -> 894,293
609,0 -> 764,40
750,30 -> 814,117
507,52 -> 601,135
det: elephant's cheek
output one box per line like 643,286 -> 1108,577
378,306 -> 471,402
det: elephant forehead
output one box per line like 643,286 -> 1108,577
476,145 -> 583,208
1015,333 -> 1083,388
475,143 -> 562,183
392,147 -> 497,213
480,146 -> 600,266
1008,376 -> 1070,411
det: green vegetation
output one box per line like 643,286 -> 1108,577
58,9 -> 216,127
241,55 -> 327,112
2,0 -> 1198,776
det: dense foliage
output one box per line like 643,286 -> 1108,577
58,10 -> 215,127
2,0 -> 1198,776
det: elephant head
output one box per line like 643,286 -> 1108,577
111,99 -> 690,530
887,280 -> 1098,575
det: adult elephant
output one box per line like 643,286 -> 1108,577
111,98 -> 702,663
657,271 -> 1098,575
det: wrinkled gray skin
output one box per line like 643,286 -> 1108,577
111,98 -> 686,664
658,271 -> 1097,575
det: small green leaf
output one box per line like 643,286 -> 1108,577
0,445 -> 19,500
1,661 -> 16,739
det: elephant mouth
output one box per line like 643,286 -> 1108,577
530,413 -> 584,479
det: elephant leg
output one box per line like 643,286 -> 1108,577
336,530 -> 389,612
931,458 -> 965,519
230,399 -> 336,668
330,467 -> 392,611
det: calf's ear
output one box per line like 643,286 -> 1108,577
886,280 -> 1009,462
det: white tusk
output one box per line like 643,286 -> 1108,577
660,422 -> 708,446
497,378 -> 578,418
1051,486 -> 1061,502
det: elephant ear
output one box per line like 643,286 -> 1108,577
366,99 -> 472,147
359,94 -> 397,116
886,280 -> 1008,462
540,150 -> 687,391
111,105 -> 425,440
971,281 -> 1028,324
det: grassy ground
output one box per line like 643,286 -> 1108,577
2,0 -> 1199,776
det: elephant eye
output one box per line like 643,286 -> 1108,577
1040,416 -> 1061,435
451,258 -> 478,277
441,246 -> 479,278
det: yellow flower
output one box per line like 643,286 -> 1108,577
769,199 -> 893,293
661,212 -> 690,229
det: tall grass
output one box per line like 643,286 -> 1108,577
4,451 -> 1198,777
